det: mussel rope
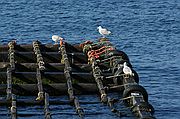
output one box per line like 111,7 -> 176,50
89,57 -> 108,103
84,41 -> 139,117
33,41 -> 45,101
6,67 -> 12,100
33,41 -> 52,118
8,41 -> 16,70
7,41 -> 16,100
89,56 -> 132,117
59,40 -> 84,118
44,93 -> 51,119
11,94 -> 17,119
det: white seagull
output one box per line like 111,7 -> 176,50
97,26 -> 111,37
123,62 -> 133,75
52,35 -> 63,44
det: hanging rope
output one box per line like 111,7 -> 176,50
6,67 -> 12,100
33,41 -> 45,101
8,41 -> 16,70
33,41 -> 45,70
44,93 -> 51,119
6,41 -> 16,100
89,57 -> 107,103
11,94 -> 17,119
36,68 -> 44,101
59,40 -> 84,118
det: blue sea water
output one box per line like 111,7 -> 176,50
0,0 -> 180,119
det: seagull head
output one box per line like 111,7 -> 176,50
123,62 -> 127,66
97,26 -> 102,30
52,35 -> 60,42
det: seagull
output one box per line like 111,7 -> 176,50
123,62 -> 133,75
97,26 -> 111,38
52,35 -> 63,44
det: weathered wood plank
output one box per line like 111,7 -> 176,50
0,43 -> 82,52
0,72 -> 95,83
0,83 -> 99,96
14,63 -> 92,72
0,83 -> 123,97
0,52 -> 87,63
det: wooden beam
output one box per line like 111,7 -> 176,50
0,43 -> 83,52
0,52 -> 87,63
0,83 -> 101,96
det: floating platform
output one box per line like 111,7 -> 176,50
0,38 -> 155,119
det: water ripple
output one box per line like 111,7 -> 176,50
0,0 -> 180,119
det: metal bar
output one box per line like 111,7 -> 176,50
59,42 -> 84,118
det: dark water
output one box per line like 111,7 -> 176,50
0,0 -> 180,118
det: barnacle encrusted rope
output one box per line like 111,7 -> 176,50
59,39 -> 84,118
44,93 -> 51,119
11,94 -> 17,119
33,41 -> 45,101
7,41 -> 16,100
90,57 -> 108,103
8,41 -> 16,70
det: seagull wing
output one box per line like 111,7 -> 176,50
52,35 -> 60,43
100,28 -> 111,35
123,66 -> 132,75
